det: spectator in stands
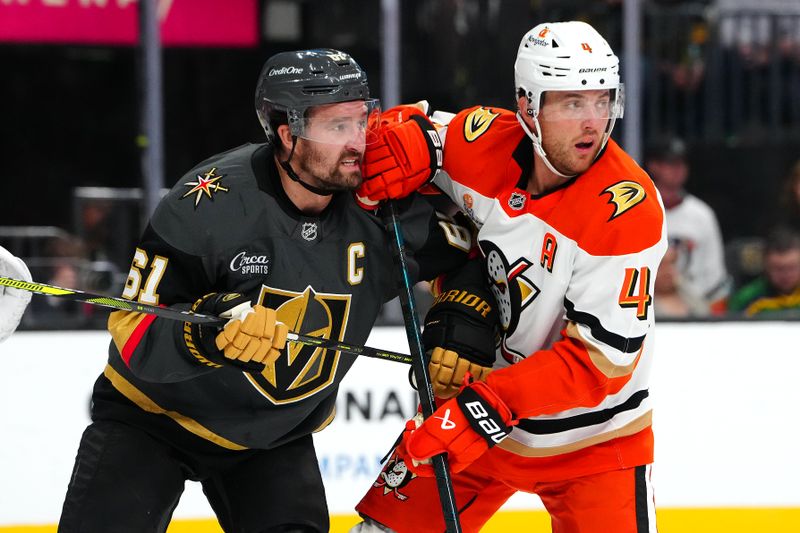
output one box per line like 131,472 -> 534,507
646,136 -> 730,314
727,227 -> 800,317
774,159 -> 800,232
654,243 -> 710,318
27,234 -> 106,328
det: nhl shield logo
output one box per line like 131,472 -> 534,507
301,222 -> 318,241
508,192 -> 526,211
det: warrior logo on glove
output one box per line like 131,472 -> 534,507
424,258 -> 500,398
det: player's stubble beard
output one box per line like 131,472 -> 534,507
297,142 -> 363,192
540,121 -> 604,176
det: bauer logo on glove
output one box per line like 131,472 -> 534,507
398,376 -> 516,476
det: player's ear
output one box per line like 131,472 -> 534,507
275,124 -> 295,154
516,95 -> 529,117
517,96 -> 537,133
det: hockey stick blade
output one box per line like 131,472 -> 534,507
0,276 -> 412,365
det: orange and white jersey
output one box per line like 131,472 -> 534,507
432,106 -> 667,466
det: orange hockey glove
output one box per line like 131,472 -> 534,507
355,105 -> 442,209
185,293 -> 288,372
398,378 -> 516,476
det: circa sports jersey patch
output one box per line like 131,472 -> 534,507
181,167 -> 229,207
229,251 -> 269,275
601,180 -> 647,220
464,107 -> 500,142
245,285 -> 351,404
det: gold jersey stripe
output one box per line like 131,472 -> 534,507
566,321 -> 643,379
498,410 -> 652,457
103,364 -> 247,451
107,310 -> 150,354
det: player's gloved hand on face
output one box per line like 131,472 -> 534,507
185,292 -> 288,372
355,103 -> 443,209
397,376 -> 516,476
0,246 -> 33,343
424,259 -> 498,398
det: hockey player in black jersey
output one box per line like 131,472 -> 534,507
58,49 -> 470,533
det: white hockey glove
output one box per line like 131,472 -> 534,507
0,246 -> 32,342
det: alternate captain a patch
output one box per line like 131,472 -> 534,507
464,107 -> 500,142
182,167 -> 229,207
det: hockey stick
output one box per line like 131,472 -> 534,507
381,202 -> 463,533
0,276 -> 412,365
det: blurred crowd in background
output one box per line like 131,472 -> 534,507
2,0 -> 800,329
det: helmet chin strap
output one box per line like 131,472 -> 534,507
279,137 -> 335,197
515,111 -> 576,180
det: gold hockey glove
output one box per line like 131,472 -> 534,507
185,293 -> 288,372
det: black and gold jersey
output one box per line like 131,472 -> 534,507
94,143 -> 470,451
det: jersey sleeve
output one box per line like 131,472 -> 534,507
108,221 -> 216,383
393,194 -> 473,285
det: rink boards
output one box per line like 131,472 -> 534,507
1,323 -> 798,532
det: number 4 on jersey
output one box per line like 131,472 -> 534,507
618,266 -> 652,320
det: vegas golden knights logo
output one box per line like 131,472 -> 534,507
246,285 -> 351,404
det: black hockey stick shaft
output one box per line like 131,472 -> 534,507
381,202 -> 462,533
0,276 -> 412,365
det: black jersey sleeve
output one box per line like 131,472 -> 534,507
395,193 -> 473,284
107,222 -> 218,383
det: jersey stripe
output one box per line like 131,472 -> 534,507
497,411 -> 652,457
109,311 -> 158,366
517,389 -> 649,434
103,364 -> 247,450
564,298 -> 645,353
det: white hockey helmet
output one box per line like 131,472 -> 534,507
514,21 -> 624,177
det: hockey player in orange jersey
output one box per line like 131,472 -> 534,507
351,21 -> 667,533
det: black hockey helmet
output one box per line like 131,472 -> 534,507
255,48 -> 378,144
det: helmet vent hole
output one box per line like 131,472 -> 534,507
581,80 -> 587,85
302,85 -> 338,95
600,79 -> 605,84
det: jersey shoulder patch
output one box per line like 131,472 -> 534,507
443,107 -> 526,197
552,140 -> 665,256
152,144 -> 266,255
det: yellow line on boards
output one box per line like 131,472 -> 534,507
1,508 -> 798,532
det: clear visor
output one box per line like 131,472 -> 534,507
538,85 -> 625,122
288,98 -> 382,146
